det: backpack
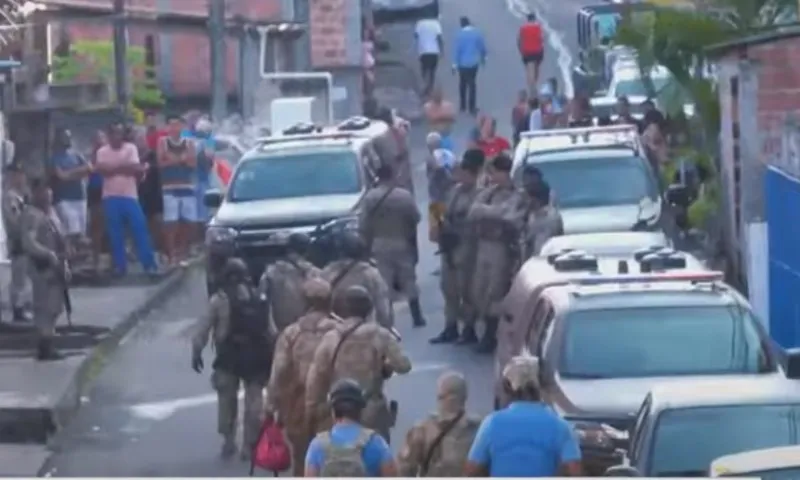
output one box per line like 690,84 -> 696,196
318,428 -> 375,477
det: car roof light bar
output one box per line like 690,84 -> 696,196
570,271 -> 724,286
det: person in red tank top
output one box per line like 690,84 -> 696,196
518,13 -> 544,95
476,117 -> 511,160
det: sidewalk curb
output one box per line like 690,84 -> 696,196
45,263 -> 196,454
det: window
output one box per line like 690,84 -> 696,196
525,299 -> 550,346
523,155 -> 658,209
560,304 -> 773,378
536,305 -> 555,357
228,150 -> 361,202
650,405 -> 800,476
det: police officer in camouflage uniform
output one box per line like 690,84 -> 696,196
467,153 -> 522,354
265,277 -> 341,475
259,232 -> 321,332
359,163 -> 425,327
305,285 -> 411,443
192,257 -> 272,460
21,178 -> 68,361
511,173 -> 564,261
398,371 -> 481,476
322,231 -> 393,329
2,162 -> 31,322
430,151 -> 483,345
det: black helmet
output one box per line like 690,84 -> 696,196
222,257 -> 250,283
286,232 -> 311,254
340,285 -> 373,319
328,378 -> 366,409
338,231 -> 368,259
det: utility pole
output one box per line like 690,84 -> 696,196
209,0 -> 227,121
112,0 -> 128,114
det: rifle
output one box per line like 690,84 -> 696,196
60,260 -> 73,327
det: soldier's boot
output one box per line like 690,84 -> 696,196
220,435 -> 236,459
12,307 -> 30,323
36,338 -> 64,361
409,298 -> 427,327
475,319 -> 498,354
429,324 -> 459,344
455,325 -> 479,345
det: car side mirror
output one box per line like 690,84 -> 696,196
786,347 -> 800,379
204,189 -> 223,208
665,184 -> 690,207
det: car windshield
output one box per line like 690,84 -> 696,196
726,467 -> 800,479
613,75 -> 671,98
527,155 -> 657,208
561,305 -> 772,378
651,405 -> 800,476
228,151 -> 361,202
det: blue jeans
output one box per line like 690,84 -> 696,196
103,196 -> 157,274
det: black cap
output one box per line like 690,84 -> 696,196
491,153 -> 513,172
338,231 -> 368,259
328,378 -> 366,409
287,232 -> 311,254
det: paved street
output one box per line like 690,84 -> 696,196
43,0 -> 596,475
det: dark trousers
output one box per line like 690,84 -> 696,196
458,66 -> 478,112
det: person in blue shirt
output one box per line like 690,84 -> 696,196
305,379 -> 398,477
49,128 -> 91,252
189,118 -> 215,238
452,16 -> 487,114
465,351 -> 583,477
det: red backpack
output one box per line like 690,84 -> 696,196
250,416 -> 291,476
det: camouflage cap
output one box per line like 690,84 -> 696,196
502,349 -> 541,391
302,277 -> 331,300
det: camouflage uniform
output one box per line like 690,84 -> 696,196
398,372 -> 481,477
266,305 -> 340,475
258,254 -> 320,332
517,204 -> 564,260
439,183 -> 480,330
2,184 -> 30,316
374,126 -> 414,194
304,316 -> 411,442
21,205 -> 66,345
321,259 -> 393,328
192,286 -> 271,458
359,184 -> 421,302
467,183 -> 521,351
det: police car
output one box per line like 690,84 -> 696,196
539,231 -> 670,258
710,445 -> 800,478
511,125 -> 664,234
500,266 -> 791,460
594,375 -> 800,476
203,117 -> 387,293
497,246 -> 707,409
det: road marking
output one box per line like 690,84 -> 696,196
128,391 -> 242,421
505,0 -> 575,97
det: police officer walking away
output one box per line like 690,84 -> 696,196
430,152 -> 482,345
398,371 -> 481,476
305,285 -> 411,443
359,164 -> 426,328
265,277 -> 341,476
259,232 -> 320,332
466,153 -> 521,354
192,257 -> 273,460
304,379 -> 398,477
21,178 -> 68,360
2,162 -> 31,322
322,232 -> 393,329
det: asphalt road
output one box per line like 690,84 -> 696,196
43,0 -> 596,475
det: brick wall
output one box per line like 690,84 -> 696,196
309,0 -> 347,67
45,0 -> 282,97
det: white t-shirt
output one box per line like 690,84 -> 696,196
415,19 -> 442,56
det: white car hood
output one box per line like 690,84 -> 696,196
561,199 -> 660,234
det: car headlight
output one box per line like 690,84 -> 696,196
205,226 -> 237,246
320,215 -> 359,234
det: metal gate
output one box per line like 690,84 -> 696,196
766,165 -> 800,348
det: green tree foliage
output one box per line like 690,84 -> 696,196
51,40 -> 165,112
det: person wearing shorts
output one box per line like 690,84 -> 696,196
49,128 -> 91,254
519,13 -> 544,95
158,115 -> 197,266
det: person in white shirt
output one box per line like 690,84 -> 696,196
415,15 -> 443,95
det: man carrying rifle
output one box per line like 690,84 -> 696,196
359,163 -> 426,328
430,150 -> 483,345
21,178 -> 69,361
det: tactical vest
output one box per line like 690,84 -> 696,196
213,286 -> 273,382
